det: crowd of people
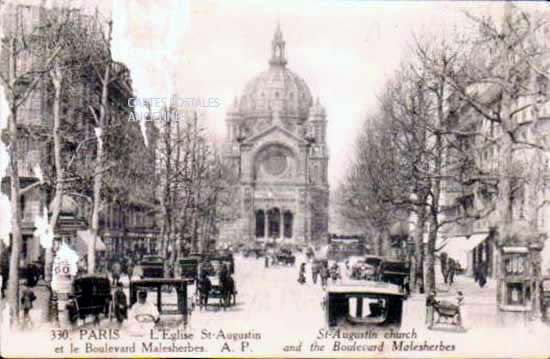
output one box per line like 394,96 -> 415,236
297,260 -> 342,289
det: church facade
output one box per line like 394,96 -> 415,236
222,25 -> 329,244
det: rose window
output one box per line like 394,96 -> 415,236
264,151 -> 287,176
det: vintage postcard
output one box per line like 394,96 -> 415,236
0,0 -> 550,357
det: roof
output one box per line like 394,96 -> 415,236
327,280 -> 404,296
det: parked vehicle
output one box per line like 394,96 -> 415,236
179,256 -> 201,280
140,255 -> 164,278
129,278 -> 193,330
273,247 -> 296,266
378,259 -> 410,296
351,256 -> 383,280
66,276 -> 112,324
243,244 -> 265,258
322,280 -> 405,328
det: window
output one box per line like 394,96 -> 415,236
505,282 -> 530,306
345,296 -> 388,324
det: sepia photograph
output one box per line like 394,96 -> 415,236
0,0 -> 549,357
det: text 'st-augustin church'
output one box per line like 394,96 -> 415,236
222,25 -> 329,244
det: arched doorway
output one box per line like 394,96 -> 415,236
255,209 -> 265,238
267,207 -> 281,238
284,210 -> 293,238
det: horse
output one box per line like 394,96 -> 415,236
219,274 -> 236,309
197,275 -> 211,310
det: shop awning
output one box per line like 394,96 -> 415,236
502,246 -> 528,254
437,236 -> 470,270
465,233 -> 488,252
76,230 -> 106,257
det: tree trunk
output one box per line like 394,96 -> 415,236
7,105 -> 22,324
426,127 -> 443,293
413,197 -> 427,292
45,64 -> 64,282
424,227 -> 436,293
89,59 -> 110,274
497,95 -> 514,229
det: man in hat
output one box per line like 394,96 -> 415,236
127,290 -> 159,336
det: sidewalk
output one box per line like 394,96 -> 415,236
433,263 -> 496,305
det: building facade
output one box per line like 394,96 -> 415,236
440,58 -> 550,280
221,25 -> 329,244
0,4 -> 159,268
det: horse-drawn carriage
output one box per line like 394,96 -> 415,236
140,255 -> 164,278
428,298 -> 463,330
66,276 -> 112,325
196,258 -> 237,310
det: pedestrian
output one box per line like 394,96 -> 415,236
425,290 -> 437,328
312,262 -> 319,284
474,263 -> 480,283
329,262 -> 341,284
25,262 -> 40,287
127,257 -> 134,281
1,246 -> 11,299
264,253 -> 269,268
440,252 -> 448,284
20,282 -> 36,330
298,263 -> 306,285
478,261 -> 487,288
415,272 -> 424,294
112,260 -> 121,287
320,262 -> 329,289
113,282 -> 128,327
448,258 -> 456,286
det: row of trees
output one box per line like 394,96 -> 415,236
147,104 -> 236,274
0,1 -> 235,323
339,4 -> 550,293
0,2 -> 144,320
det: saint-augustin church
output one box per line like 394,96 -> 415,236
221,25 -> 329,244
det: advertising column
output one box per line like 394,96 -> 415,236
51,243 -> 78,327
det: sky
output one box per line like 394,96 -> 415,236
1,0 -> 547,195
105,0 -> 520,188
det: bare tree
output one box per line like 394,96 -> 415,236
0,3 -> 67,320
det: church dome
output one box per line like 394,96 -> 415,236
238,24 -> 313,119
